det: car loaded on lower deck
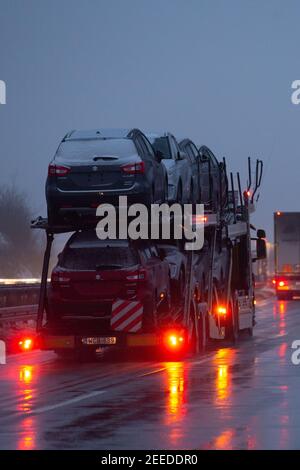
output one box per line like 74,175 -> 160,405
47,231 -> 171,334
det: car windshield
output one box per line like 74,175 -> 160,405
60,246 -> 139,270
151,137 -> 171,159
55,139 -> 137,162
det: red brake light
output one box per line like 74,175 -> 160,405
121,161 -> 145,174
277,279 -> 289,290
216,305 -> 227,316
18,337 -> 34,352
51,272 -> 71,284
162,329 -> 186,351
48,164 -> 71,176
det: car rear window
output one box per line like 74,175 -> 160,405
60,246 -> 139,270
55,139 -> 137,162
150,137 -> 171,159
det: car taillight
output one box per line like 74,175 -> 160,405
48,164 -> 71,176
51,272 -> 71,284
126,269 -> 147,280
121,161 -> 145,174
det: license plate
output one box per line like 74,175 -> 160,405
81,337 -> 117,345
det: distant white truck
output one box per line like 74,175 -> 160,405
274,212 -> 300,300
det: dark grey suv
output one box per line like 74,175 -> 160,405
46,128 -> 167,225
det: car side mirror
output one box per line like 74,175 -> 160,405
257,229 -> 266,239
155,150 -> 164,162
256,238 -> 267,260
177,151 -> 186,160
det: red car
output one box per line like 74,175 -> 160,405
48,231 -> 171,333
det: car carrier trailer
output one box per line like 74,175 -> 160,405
31,158 -> 266,357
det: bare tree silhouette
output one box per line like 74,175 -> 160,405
0,184 -> 42,277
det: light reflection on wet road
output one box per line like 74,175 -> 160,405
1,297 -> 300,449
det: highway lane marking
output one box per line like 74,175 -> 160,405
27,357 -> 216,415
31,390 -> 106,414
141,367 -> 166,377
140,355 -> 215,378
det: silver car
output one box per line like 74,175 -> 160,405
146,132 -> 192,204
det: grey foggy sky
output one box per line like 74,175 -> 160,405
1,0 -> 300,239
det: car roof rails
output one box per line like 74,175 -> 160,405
63,128 -> 135,141
61,130 -> 76,142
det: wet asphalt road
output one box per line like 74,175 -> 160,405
1,296 -> 300,450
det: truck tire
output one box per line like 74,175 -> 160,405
197,310 -> 207,353
225,293 -> 239,343
188,302 -> 201,355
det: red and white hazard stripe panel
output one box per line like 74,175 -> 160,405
111,299 -> 143,333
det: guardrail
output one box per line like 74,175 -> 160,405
0,304 -> 37,342
0,284 -> 41,310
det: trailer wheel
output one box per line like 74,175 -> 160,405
197,310 -> 207,352
225,293 -> 239,343
188,302 -> 203,355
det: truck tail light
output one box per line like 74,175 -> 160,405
162,329 -> 186,351
18,337 -> 34,352
121,161 -> 145,174
277,279 -> 289,290
48,164 -> 71,176
216,305 -> 227,316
